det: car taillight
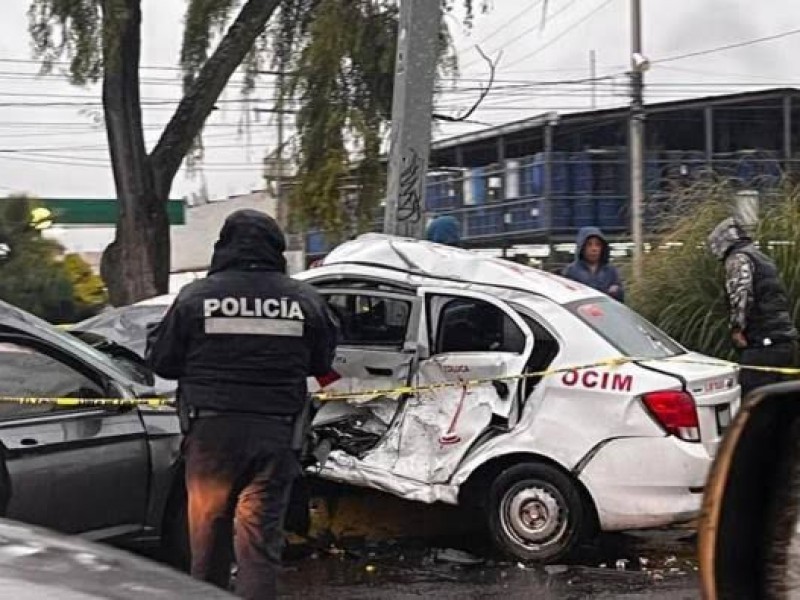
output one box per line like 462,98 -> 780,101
642,390 -> 700,442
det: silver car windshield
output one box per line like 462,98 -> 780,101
566,298 -> 685,359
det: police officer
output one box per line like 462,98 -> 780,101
147,210 -> 338,600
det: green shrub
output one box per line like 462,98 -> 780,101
63,253 -> 108,321
630,182 -> 800,360
0,196 -> 107,324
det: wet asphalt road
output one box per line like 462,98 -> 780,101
279,530 -> 700,599
138,483 -> 701,598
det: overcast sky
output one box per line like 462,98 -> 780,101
1,0 -> 799,250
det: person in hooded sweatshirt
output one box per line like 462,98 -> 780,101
426,215 -> 461,246
146,210 -> 338,600
562,226 -> 625,302
707,217 -> 797,396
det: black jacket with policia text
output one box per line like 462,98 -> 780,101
147,210 -> 338,417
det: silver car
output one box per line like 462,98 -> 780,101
0,518 -> 232,599
0,300 -> 186,564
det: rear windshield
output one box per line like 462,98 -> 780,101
566,298 -> 684,359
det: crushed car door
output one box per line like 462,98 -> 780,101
389,288 -> 533,484
311,290 -> 420,443
0,334 -> 150,537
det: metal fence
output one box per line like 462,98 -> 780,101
305,147 -> 796,256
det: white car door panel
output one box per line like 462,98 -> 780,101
388,288 -> 534,484
311,290 -> 419,433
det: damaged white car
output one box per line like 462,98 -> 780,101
299,234 -> 740,562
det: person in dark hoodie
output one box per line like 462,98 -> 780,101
707,217 -> 797,396
426,215 -> 461,246
146,210 -> 338,600
562,226 -> 625,302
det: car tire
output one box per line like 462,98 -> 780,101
486,462 -> 586,563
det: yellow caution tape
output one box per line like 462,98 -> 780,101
0,396 -> 174,407
311,356 -> 636,402
0,356 -> 798,407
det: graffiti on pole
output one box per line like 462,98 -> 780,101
397,148 -> 423,223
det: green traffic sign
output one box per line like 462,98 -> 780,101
36,198 -> 185,226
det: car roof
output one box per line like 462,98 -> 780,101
313,233 -> 601,305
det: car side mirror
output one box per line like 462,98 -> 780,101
699,382 -> 800,599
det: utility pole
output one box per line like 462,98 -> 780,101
629,0 -> 647,281
590,50 -> 597,109
383,0 -> 443,238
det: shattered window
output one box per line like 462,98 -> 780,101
325,294 -> 412,347
435,298 -> 526,354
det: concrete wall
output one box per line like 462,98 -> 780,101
170,190 -> 298,273
170,190 -> 305,278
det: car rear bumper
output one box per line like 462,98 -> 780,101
578,436 -> 711,531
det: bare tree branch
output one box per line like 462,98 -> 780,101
433,46 -> 500,123
149,0 -> 281,192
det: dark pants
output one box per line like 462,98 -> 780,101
183,414 -> 298,600
739,341 -> 798,398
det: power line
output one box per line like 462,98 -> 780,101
456,0 -> 547,56
655,65 -> 793,83
0,57 -> 289,76
654,27 -> 800,65
0,152 -> 271,173
502,0 -> 618,71
460,0 -> 583,71
0,56 -> 610,77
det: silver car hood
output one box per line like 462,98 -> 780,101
0,519 -> 233,599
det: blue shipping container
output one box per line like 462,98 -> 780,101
597,197 -> 627,229
470,167 -> 487,205
573,197 -> 596,229
307,231 -> 329,255
569,152 -> 593,195
551,199 -> 572,229
506,200 -> 542,233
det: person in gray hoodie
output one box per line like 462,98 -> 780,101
562,226 -> 625,302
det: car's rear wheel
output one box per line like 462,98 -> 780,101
487,463 -> 586,563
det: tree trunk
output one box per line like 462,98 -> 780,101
100,0 -> 282,306
100,0 -> 168,306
